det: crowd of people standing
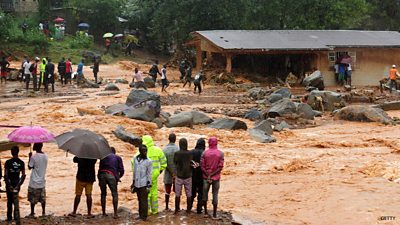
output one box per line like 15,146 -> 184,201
0,134 -> 224,224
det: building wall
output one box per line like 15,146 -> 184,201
13,0 -> 38,13
318,48 -> 400,86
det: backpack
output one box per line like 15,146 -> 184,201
29,63 -> 35,72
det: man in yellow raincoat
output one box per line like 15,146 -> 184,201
132,135 -> 167,215
38,58 -> 47,90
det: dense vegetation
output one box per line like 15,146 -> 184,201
3,0 -> 400,53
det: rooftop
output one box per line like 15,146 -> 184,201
193,30 -> 400,51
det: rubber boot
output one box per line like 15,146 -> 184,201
165,194 -> 170,210
186,197 -> 193,213
174,197 -> 180,214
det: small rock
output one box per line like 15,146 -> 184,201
115,78 -> 129,84
253,120 -> 273,135
244,108 -> 262,121
105,83 -> 120,91
112,125 -> 142,146
274,121 -> 291,132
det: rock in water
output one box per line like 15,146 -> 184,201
190,111 -> 213,124
126,89 -> 161,117
124,102 -> 158,122
334,105 -> 393,124
166,113 -> 193,128
249,129 -> 276,143
376,101 -> 400,111
253,120 -> 273,135
296,103 -> 315,120
112,125 -> 142,146
115,78 -> 129,84
244,109 -> 262,121
274,121 -> 291,132
105,104 -> 129,115
307,90 -> 344,111
248,87 -> 269,100
267,99 -> 297,118
104,83 -> 120,91
208,118 -> 247,130
144,76 -> 156,88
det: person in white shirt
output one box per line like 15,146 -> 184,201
27,143 -> 48,217
161,65 -> 169,92
346,63 -> 352,86
23,59 -> 32,90
132,68 -> 147,90
131,144 -> 152,221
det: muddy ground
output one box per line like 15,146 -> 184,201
1,61 -> 400,225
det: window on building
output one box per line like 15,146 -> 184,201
328,51 -> 357,70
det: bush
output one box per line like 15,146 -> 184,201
69,35 -> 94,49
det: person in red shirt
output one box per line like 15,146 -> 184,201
32,57 -> 40,91
200,137 -> 224,218
65,58 -> 72,85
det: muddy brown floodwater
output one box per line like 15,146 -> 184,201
1,61 -> 400,225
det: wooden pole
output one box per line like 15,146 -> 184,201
196,45 -> 202,71
226,53 -> 232,73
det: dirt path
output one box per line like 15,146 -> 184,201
1,61 -> 400,225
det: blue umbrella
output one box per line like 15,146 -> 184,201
78,23 -> 90,29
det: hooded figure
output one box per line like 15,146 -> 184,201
190,138 -> 206,213
200,137 -> 224,218
132,135 -> 167,215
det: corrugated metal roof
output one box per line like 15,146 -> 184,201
194,30 -> 400,50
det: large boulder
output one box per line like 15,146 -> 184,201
267,99 -> 297,118
334,105 -> 393,124
166,112 -> 193,128
112,125 -> 142,146
191,111 -> 213,124
144,76 -> 156,88
124,102 -> 158,122
376,101 -> 400,111
296,103 -> 315,120
307,90 -> 344,111
126,89 -> 161,117
244,108 -> 262,121
267,93 -> 284,103
303,70 -> 325,90
105,83 -> 120,91
208,118 -> 247,130
253,120 -> 273,135
105,103 -> 129,115
165,111 -> 212,128
249,129 -> 276,143
272,87 -> 291,99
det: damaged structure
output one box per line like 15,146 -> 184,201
188,30 -> 400,86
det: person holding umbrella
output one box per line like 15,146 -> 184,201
27,143 -> 48,218
70,156 -> 97,218
4,146 -> 26,225
98,147 -> 124,219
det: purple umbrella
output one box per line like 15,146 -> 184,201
340,56 -> 352,64
8,126 -> 55,143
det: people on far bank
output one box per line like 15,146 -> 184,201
1,56 -> 10,84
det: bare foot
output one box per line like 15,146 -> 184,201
67,213 -> 77,217
86,214 -> 95,219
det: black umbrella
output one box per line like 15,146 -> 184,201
55,129 -> 111,159
78,23 -> 90,29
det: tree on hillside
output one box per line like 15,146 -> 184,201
122,0 -> 370,52
365,0 -> 400,30
72,0 -> 124,40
